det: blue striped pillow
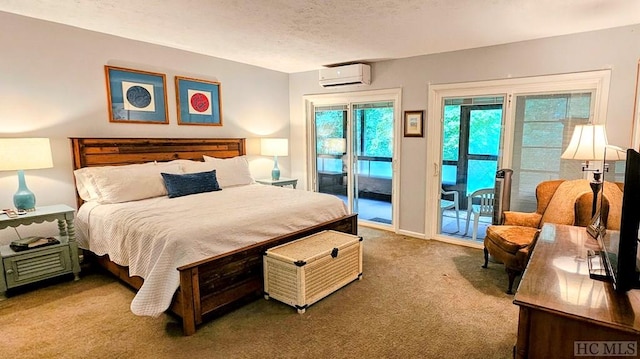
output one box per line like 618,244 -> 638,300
161,170 -> 221,198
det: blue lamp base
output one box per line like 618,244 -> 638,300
271,155 -> 281,181
14,170 -> 36,211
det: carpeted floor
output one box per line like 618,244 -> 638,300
0,227 -> 519,359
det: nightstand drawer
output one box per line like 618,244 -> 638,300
3,245 -> 73,288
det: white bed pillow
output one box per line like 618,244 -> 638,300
73,167 -> 101,202
177,159 -> 216,174
73,163 -> 158,202
76,162 -> 182,203
202,155 -> 254,188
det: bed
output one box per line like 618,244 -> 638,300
70,137 -> 357,335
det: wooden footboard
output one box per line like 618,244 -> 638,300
175,213 -> 357,335
88,214 -> 357,335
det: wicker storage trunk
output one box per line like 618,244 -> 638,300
263,230 -> 363,313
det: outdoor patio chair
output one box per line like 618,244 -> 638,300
465,188 -> 495,241
441,188 -> 460,232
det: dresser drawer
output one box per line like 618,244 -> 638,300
3,245 -> 73,288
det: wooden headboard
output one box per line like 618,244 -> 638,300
70,137 -> 246,169
69,137 -> 246,206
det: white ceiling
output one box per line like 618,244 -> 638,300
2,0 -> 640,73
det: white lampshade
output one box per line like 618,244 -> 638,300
325,138 -> 346,154
561,125 -> 610,161
0,138 -> 53,171
604,145 -> 627,161
260,138 -> 288,157
0,138 -> 53,211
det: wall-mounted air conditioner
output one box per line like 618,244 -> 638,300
319,64 -> 371,87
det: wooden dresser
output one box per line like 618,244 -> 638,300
514,224 -> 640,358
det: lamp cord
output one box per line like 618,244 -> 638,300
13,227 -> 22,240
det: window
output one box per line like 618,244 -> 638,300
511,92 -> 592,211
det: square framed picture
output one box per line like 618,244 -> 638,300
104,66 -> 169,124
404,110 -> 424,137
175,76 -> 223,126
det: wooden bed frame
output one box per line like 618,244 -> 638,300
70,137 -> 357,335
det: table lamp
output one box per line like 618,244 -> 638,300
560,124 -> 618,216
325,138 -> 346,155
260,138 -> 288,181
0,138 -> 53,211
325,138 -> 347,173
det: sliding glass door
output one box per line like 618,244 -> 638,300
440,98 -> 504,237
352,102 -> 394,223
438,93 -> 595,241
308,90 -> 400,228
428,71 -> 611,246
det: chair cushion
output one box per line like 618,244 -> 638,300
485,225 -> 539,254
502,211 -> 541,227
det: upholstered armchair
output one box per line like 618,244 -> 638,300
483,179 -> 623,294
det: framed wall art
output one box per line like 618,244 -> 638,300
104,65 -> 168,124
175,76 -> 222,126
404,110 -> 424,137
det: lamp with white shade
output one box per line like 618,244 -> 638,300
324,138 -> 347,173
324,138 -> 346,155
0,138 -> 53,211
560,124 -> 623,217
260,138 -> 288,181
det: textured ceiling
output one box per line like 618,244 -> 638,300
1,0 -> 640,73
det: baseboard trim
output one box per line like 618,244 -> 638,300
396,229 -> 426,239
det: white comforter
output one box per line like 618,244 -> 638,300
76,184 -> 348,317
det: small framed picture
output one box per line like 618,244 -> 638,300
404,110 -> 424,137
104,66 -> 169,124
175,76 -> 223,126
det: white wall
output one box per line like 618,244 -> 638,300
0,12 -> 290,242
289,24 -> 640,235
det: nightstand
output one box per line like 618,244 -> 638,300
256,177 -> 298,189
0,204 -> 80,298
